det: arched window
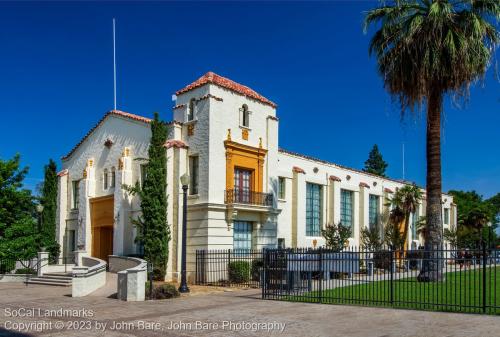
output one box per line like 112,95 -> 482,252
110,167 -> 116,188
241,104 -> 249,127
103,169 -> 108,190
188,98 -> 195,121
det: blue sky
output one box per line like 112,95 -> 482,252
0,1 -> 499,198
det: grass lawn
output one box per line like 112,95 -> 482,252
283,267 -> 500,314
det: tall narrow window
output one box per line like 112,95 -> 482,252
66,230 -> 76,256
140,164 -> 147,187
189,156 -> 199,195
368,194 -> 380,229
241,104 -> 249,127
412,206 -> 419,239
188,98 -> 195,121
278,177 -> 286,199
110,167 -> 116,188
72,180 -> 80,209
234,168 -> 252,203
444,208 -> 450,225
306,183 -> 322,236
103,169 -> 108,189
233,221 -> 252,251
340,189 -> 353,235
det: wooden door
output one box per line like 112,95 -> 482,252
90,196 -> 114,262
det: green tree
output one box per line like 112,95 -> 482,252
0,155 -> 37,262
124,112 -> 169,279
386,184 -> 422,250
449,190 -> 496,248
40,159 -> 60,262
365,0 -> 499,281
363,144 -> 388,177
321,222 -> 351,252
361,225 -> 383,250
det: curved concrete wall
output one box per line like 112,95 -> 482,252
109,255 -> 147,301
72,256 -> 106,297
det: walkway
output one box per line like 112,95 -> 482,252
0,283 -> 498,337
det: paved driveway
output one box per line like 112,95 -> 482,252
0,283 -> 498,337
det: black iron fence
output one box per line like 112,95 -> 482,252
262,246 -> 500,315
225,189 -> 273,207
195,249 -> 264,288
0,258 -> 38,275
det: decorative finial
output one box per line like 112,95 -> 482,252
83,168 -> 87,179
259,137 -> 262,148
227,129 -> 232,141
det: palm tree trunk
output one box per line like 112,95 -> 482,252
402,213 -> 410,251
418,89 -> 444,282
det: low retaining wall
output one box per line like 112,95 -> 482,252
0,274 -> 35,283
109,256 -> 147,301
72,256 -> 107,297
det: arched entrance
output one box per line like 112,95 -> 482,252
90,195 -> 114,262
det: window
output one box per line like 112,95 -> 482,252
412,206 -> 419,239
103,168 -> 108,190
110,167 -> 116,188
340,189 -> 353,234
140,164 -> 147,187
368,194 -> 380,229
444,208 -> 450,225
188,98 -> 195,121
67,230 -> 76,255
241,104 -> 249,127
306,183 -> 322,236
278,177 -> 286,199
234,168 -> 252,203
233,221 -> 252,251
72,180 -> 80,209
189,156 -> 199,195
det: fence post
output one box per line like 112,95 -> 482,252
482,242 -> 487,314
261,248 -> 266,299
390,247 -> 394,305
228,249 -> 231,287
319,247 -> 323,304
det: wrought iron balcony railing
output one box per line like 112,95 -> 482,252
225,189 -> 273,207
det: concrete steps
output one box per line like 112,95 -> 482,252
26,272 -> 72,287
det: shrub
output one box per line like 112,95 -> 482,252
250,259 -> 263,281
0,260 -> 16,274
145,282 -> 180,300
406,250 -> 424,270
228,261 -> 250,283
373,250 -> 392,270
15,268 -> 36,275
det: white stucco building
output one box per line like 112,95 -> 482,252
56,72 -> 456,281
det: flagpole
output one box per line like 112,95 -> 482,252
113,18 -> 117,110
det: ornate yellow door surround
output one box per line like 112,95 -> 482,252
224,139 -> 267,193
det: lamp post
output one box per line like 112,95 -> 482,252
179,173 -> 190,293
36,204 -> 44,251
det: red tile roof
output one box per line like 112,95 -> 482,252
292,166 -> 306,174
329,175 -> 341,182
164,139 -> 188,149
176,72 -> 277,108
384,188 -> 394,194
62,110 -> 182,161
359,182 -> 370,189
57,169 -> 68,177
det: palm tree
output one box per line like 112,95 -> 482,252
364,0 -> 499,281
389,184 -> 422,249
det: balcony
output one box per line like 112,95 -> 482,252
225,189 -> 273,207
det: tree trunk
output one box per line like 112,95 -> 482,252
417,89 -> 444,282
